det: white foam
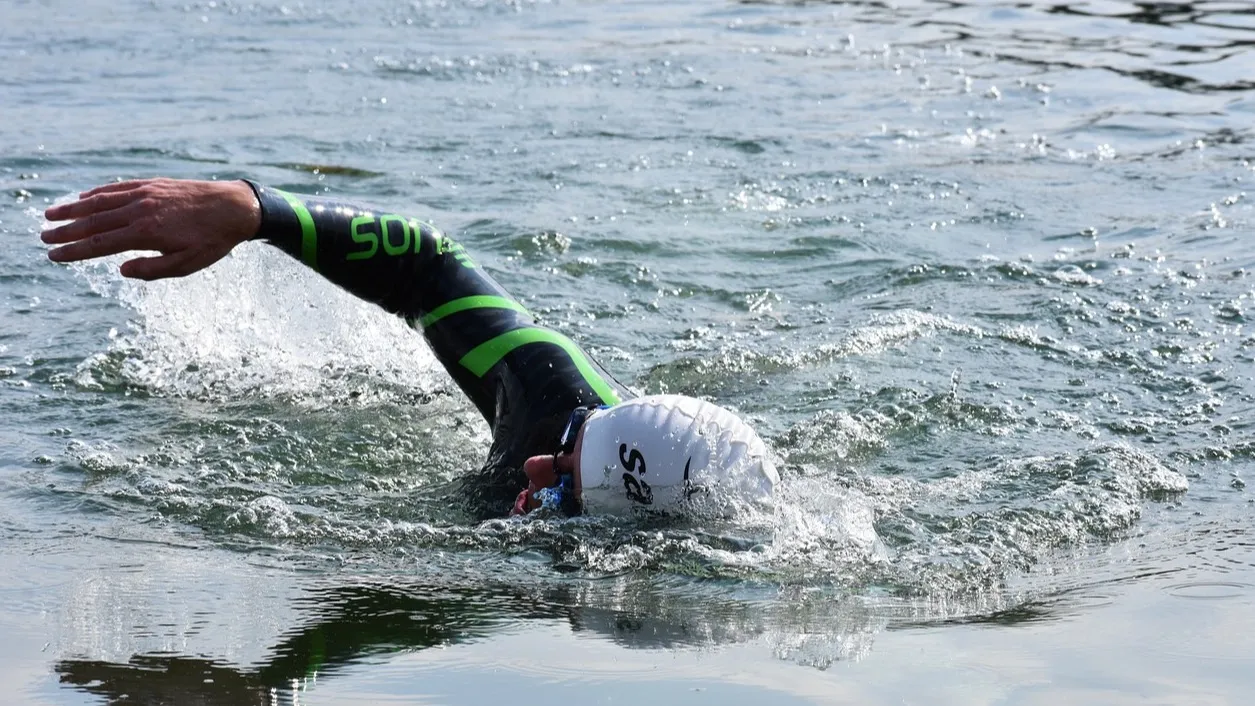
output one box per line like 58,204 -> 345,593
67,240 -> 447,402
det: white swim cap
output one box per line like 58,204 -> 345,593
577,395 -> 778,513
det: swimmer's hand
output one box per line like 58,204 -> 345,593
42,178 -> 260,280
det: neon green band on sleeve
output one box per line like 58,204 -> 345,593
459,328 -> 621,405
274,189 -> 318,270
419,296 -> 532,328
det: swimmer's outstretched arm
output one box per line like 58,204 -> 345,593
42,177 -> 553,421
42,178 -> 513,318
39,175 -> 515,306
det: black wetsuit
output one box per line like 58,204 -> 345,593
245,181 -> 632,516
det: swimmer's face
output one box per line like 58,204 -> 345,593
512,424 -> 587,516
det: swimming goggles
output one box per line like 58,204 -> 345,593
538,404 -> 606,517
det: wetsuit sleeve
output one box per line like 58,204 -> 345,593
243,181 -> 624,425
244,180 -> 506,322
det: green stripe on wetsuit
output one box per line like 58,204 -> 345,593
419,295 -> 531,328
274,189 -> 319,270
418,296 -> 617,404
460,328 -> 621,405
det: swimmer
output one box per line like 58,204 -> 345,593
41,178 -> 778,517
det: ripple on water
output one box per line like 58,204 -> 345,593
1166,582 -> 1254,600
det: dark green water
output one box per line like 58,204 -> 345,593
2,0 -> 1253,703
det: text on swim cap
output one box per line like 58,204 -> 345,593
619,444 -> 653,505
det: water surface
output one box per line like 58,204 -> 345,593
1,0 -> 1253,703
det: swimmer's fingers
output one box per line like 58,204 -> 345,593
44,181 -> 156,224
44,178 -> 182,226
42,197 -> 148,245
45,222 -> 170,264
120,251 -> 200,281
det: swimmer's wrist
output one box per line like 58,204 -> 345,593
237,179 -> 266,241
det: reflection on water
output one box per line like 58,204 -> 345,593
51,523 -> 1255,704
49,576 -> 923,702
57,582 -> 538,705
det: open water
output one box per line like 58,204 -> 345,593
2,0 -> 1254,703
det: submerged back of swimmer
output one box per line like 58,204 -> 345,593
41,179 -> 778,517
